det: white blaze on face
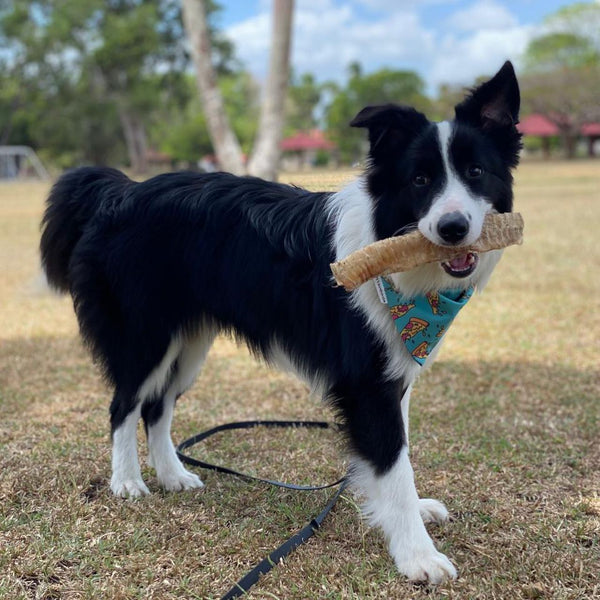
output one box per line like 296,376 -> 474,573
418,121 -> 490,247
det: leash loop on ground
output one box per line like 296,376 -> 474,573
176,420 -> 348,599
176,419 -> 346,490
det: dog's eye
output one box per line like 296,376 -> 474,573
467,165 -> 484,178
413,174 -> 430,187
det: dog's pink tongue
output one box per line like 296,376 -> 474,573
448,255 -> 470,270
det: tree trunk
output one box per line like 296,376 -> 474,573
132,115 -> 148,174
541,137 -> 551,159
118,107 -> 148,174
561,131 -> 577,159
247,0 -> 295,181
181,0 -> 246,175
0,120 -> 13,145
1,98 -> 23,144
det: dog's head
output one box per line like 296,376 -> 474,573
351,61 -> 521,292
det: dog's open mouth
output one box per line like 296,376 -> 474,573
441,252 -> 478,278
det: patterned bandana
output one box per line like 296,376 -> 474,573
376,277 -> 474,365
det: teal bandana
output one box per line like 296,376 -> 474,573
376,277 -> 474,365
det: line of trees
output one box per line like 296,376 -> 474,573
0,1 -> 598,175
519,2 -> 600,158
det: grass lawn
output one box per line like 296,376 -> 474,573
0,161 -> 599,599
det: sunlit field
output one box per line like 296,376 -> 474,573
1,160 -> 599,599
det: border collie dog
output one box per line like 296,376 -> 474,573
41,62 -> 520,583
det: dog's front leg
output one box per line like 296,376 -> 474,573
345,382 -> 457,584
356,448 -> 456,583
401,385 -> 451,526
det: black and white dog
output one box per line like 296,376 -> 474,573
41,62 -> 520,583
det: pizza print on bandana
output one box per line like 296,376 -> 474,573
412,342 -> 429,360
377,277 -> 474,366
390,302 -> 415,320
400,317 -> 429,342
426,291 -> 440,315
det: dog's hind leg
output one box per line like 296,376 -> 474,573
110,390 -> 149,498
110,334 -> 183,497
143,390 -> 204,492
144,329 -> 216,492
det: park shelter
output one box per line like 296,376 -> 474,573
280,130 -> 336,169
517,114 -> 559,158
518,114 -> 600,157
581,123 -> 600,156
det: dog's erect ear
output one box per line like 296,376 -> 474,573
455,61 -> 520,129
350,104 -> 429,154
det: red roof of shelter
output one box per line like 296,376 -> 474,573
581,122 -> 600,136
517,114 -> 559,137
281,130 -> 335,151
518,114 -> 600,137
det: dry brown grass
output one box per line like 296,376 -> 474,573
1,161 -> 599,599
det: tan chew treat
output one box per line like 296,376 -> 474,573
330,212 -> 524,291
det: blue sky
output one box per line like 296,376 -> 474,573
215,0 -> 590,93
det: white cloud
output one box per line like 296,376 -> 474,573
354,0 -> 458,9
225,0 -> 541,95
225,12 -> 271,74
430,25 -> 534,89
445,0 -> 517,32
293,9 -> 435,78
226,0 -> 436,83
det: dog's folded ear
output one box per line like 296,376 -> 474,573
350,104 -> 429,154
454,61 -> 520,130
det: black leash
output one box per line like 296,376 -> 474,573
176,420 -> 348,599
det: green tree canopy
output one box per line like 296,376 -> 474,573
155,71 -> 259,165
524,32 -> 597,72
326,63 -> 430,164
1,0 -> 190,169
521,1 -> 600,157
0,0 -> 246,170
285,72 -> 325,134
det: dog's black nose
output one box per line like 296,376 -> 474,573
437,212 -> 470,244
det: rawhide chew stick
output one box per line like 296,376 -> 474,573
330,212 -> 524,291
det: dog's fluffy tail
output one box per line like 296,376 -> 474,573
40,167 -> 130,293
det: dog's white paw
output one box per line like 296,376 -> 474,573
158,468 -> 205,492
394,546 -> 457,584
111,477 -> 150,498
419,498 -> 450,524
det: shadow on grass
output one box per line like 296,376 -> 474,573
1,334 -> 597,502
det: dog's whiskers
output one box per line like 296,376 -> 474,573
391,223 -> 419,237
